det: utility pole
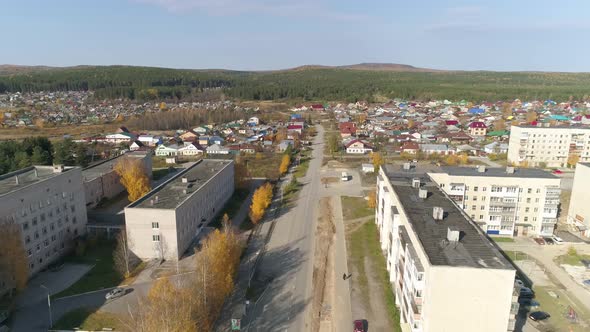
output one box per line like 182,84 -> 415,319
40,284 -> 52,328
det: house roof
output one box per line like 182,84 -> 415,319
469,121 -> 487,129
345,139 -> 372,149
401,141 -> 419,150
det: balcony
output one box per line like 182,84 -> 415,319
410,299 -> 422,320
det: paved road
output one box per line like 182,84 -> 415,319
469,156 -> 502,167
249,125 -> 325,331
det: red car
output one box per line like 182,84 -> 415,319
533,237 -> 546,245
353,320 -> 366,332
552,169 -> 563,174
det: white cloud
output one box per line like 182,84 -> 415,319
133,0 -> 367,20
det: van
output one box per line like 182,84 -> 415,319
341,172 -> 349,181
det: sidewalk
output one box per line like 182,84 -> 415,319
331,195 -> 353,332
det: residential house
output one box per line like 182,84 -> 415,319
178,142 -> 205,156
484,142 -> 509,154
198,136 -> 210,146
469,122 -> 488,136
206,143 -> 230,155
105,132 -> 135,144
130,140 -> 144,151
287,124 -> 303,134
155,144 -> 180,156
345,139 -> 373,154
277,140 -> 294,152
193,126 -> 208,135
180,130 -> 199,142
420,144 -> 454,155
400,141 -> 420,154
361,163 -> 374,173
209,136 -> 224,145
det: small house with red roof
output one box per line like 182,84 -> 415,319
311,104 -> 325,111
469,121 -> 488,136
400,141 -> 420,154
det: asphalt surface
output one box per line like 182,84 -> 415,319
248,124 -> 325,332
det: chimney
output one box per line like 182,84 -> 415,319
419,188 -> 428,199
155,196 -> 159,203
53,164 -> 64,173
506,166 -> 515,174
447,227 -> 460,242
183,189 -> 188,194
403,162 -> 411,170
433,206 -> 444,220
478,165 -> 486,173
150,199 -> 154,206
412,178 -> 421,189
182,177 -> 188,183
34,168 -> 39,178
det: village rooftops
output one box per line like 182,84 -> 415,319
129,159 -> 232,210
0,165 -> 75,196
434,166 -> 558,179
383,165 -> 513,269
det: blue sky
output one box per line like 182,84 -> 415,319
1,0 -> 589,71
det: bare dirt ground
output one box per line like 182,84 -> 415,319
345,219 -> 395,332
312,197 -> 336,332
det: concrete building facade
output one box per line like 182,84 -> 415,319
0,165 -> 88,297
124,159 -> 234,261
567,163 -> 590,237
507,125 -> 590,167
82,151 -> 152,208
429,166 -> 561,237
376,165 -> 518,332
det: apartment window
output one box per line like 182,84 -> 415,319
23,222 -> 29,230
36,244 -> 41,252
40,213 -> 45,221
152,235 -> 160,242
481,205 -> 485,210
44,239 -> 49,247
32,217 -> 38,226
525,208 -> 530,213
27,249 -> 32,257
42,227 -> 47,235
535,198 -> 540,203
465,196 -> 469,200
70,205 -> 75,213
471,214 -> 475,219
50,223 -> 55,231
482,196 -> 486,201
533,217 -> 537,222
473,196 -> 478,201
536,189 -> 541,194
534,208 -> 539,212
473,186 -> 479,192
34,232 -> 39,239
526,198 -> 531,203
491,186 -> 502,192
524,217 -> 529,222
479,215 -> 484,220
482,187 -> 487,191
527,188 -> 532,194
72,217 -> 77,224
506,187 -> 517,193
472,205 -> 476,210
25,235 -> 31,244
152,222 -> 160,229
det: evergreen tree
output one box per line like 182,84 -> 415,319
30,146 -> 51,165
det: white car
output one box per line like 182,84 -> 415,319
551,235 -> 564,244
105,287 -> 125,300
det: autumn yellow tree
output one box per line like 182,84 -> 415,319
494,119 -> 506,130
501,103 -> 512,117
526,111 -> 538,123
279,154 -> 290,175
367,190 -> 377,209
371,152 -> 385,172
568,154 -> 580,167
249,182 -> 273,224
0,217 -> 29,297
407,119 -> 415,129
275,128 -> 287,142
115,157 -> 151,201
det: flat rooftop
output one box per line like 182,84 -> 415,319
130,159 -> 232,209
434,166 -> 558,179
384,165 -> 513,269
0,166 -> 72,196
82,151 -> 148,182
513,125 -> 590,130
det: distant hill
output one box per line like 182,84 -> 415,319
0,64 -> 57,75
287,63 -> 440,72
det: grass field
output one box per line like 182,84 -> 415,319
554,248 -> 590,266
53,308 -> 127,331
492,237 -> 515,243
53,241 -> 122,299
341,196 -> 374,220
348,221 -> 401,331
243,153 -> 282,179
210,188 -> 250,228
503,250 -> 527,261
530,286 -> 590,332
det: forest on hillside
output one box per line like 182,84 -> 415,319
1,66 -> 590,102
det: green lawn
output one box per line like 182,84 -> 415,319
243,153 -> 282,179
341,196 -> 375,220
293,151 -> 311,178
152,168 -> 170,180
503,250 -> 527,261
348,221 -> 401,331
210,188 -> 250,228
491,237 -> 515,243
53,241 -> 122,299
54,308 -> 127,331
530,286 -> 590,332
554,249 -> 590,266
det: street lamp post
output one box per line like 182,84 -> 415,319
40,284 -> 53,328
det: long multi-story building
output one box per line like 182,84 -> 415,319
507,125 -> 590,167
376,165 -> 519,332
428,166 -> 561,237
124,159 -> 234,261
567,163 -> 590,237
0,165 -> 88,297
82,151 -> 152,209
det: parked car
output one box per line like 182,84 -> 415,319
519,298 -> 540,307
353,320 -> 366,332
533,238 -> 546,245
543,237 -> 555,245
529,311 -> 550,321
552,235 -> 564,244
520,287 -> 534,298
105,287 -> 125,300
552,169 -> 563,174
583,280 -> 590,287
581,259 -> 590,269
515,279 -> 525,288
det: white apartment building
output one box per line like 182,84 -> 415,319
0,165 -> 88,297
507,125 -> 590,167
376,165 -> 519,332
124,159 -> 234,261
567,163 -> 590,237
82,151 -> 152,209
429,166 -> 561,237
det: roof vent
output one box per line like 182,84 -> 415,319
418,188 -> 428,199
155,196 -> 159,203
183,189 -> 188,194
478,165 -> 486,173
506,166 -> 515,174
403,162 -> 411,170
15,175 -> 20,185
181,177 -> 188,183
433,206 -> 444,220
150,199 -> 154,206
34,168 -> 39,178
53,164 -> 65,173
447,227 -> 460,242
412,178 -> 421,189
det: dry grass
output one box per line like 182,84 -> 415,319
0,123 -> 123,140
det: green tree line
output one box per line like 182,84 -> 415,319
2,66 -> 590,102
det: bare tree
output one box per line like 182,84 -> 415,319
0,217 -> 29,297
113,228 -> 136,278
